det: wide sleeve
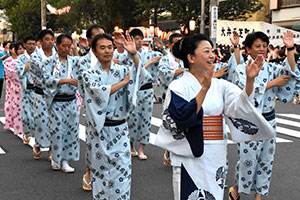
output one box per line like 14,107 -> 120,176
77,57 -> 89,99
222,80 -> 274,142
226,53 -> 244,83
155,80 -> 204,158
158,56 -> 176,92
272,60 -> 300,102
15,56 -> 27,91
42,57 -> 60,108
82,69 -> 111,133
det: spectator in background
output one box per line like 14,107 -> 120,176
0,41 -> 12,100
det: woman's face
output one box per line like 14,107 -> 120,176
189,40 -> 215,73
17,45 -> 25,55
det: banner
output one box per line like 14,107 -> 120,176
217,20 -> 300,46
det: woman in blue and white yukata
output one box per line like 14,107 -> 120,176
228,30 -> 300,200
82,33 -> 147,200
155,34 -> 275,200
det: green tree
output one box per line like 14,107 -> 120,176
218,0 -> 264,20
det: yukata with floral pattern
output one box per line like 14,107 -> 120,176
82,58 -> 145,200
15,51 -> 35,137
43,54 -> 80,163
125,49 -> 162,145
4,56 -> 24,135
29,48 -> 55,148
77,49 -> 99,169
233,57 -> 300,195
158,50 -> 184,101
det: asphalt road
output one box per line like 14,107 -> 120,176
0,94 -> 300,200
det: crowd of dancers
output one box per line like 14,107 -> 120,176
0,23 -> 300,200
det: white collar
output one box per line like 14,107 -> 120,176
89,49 -> 99,69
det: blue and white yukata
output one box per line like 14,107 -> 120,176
155,71 -> 275,200
43,54 -> 80,163
15,51 -> 35,137
113,49 -> 128,63
82,59 -> 145,200
126,49 -> 162,145
158,51 -> 184,101
29,48 -> 55,148
77,49 -> 98,169
233,57 -> 300,195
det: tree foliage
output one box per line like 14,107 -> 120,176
0,0 -> 265,39
218,0 -> 264,21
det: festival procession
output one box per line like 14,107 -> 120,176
0,0 -> 300,200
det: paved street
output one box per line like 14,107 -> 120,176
0,94 -> 300,199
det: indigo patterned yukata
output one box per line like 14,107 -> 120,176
29,48 -> 55,148
15,51 -> 35,137
43,54 -> 80,163
158,51 -> 184,101
82,59 -> 145,200
113,49 -> 128,63
233,57 -> 300,195
124,49 -> 161,145
77,49 -> 99,169
155,71 -> 275,200
4,57 -> 24,135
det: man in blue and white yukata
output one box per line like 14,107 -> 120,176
29,29 -> 56,160
229,30 -> 300,200
127,28 -> 165,160
158,33 -> 184,102
43,33 -> 80,173
77,24 -> 105,191
15,35 -> 37,144
82,33 -> 146,200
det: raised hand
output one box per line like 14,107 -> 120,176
230,31 -> 239,46
79,37 -> 89,50
213,66 -> 228,78
153,37 -> 164,49
246,54 -> 264,80
283,30 -> 294,48
113,31 -> 125,47
202,66 -> 214,90
123,33 -> 137,54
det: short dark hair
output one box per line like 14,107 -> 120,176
169,33 -> 183,44
9,43 -> 15,50
3,41 -> 11,48
86,24 -> 105,39
173,34 -> 213,68
244,31 -> 269,49
278,49 -> 286,57
130,28 -> 144,38
38,29 -> 54,41
15,42 -> 24,55
23,35 -> 36,44
91,34 -> 113,52
56,33 -> 72,45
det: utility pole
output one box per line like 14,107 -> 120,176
200,0 -> 205,34
41,0 -> 47,30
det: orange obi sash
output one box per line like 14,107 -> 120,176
203,115 -> 224,140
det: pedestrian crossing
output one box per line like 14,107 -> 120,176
0,113 -> 299,154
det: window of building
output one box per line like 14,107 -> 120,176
280,0 -> 300,8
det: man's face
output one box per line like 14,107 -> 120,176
133,35 -> 143,51
93,38 -> 114,63
40,34 -> 54,51
57,37 -> 72,58
88,28 -> 105,46
24,40 -> 36,55
246,38 -> 267,60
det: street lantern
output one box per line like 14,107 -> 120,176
149,25 -> 155,36
189,19 -> 196,31
155,27 -> 160,36
114,26 -> 119,32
